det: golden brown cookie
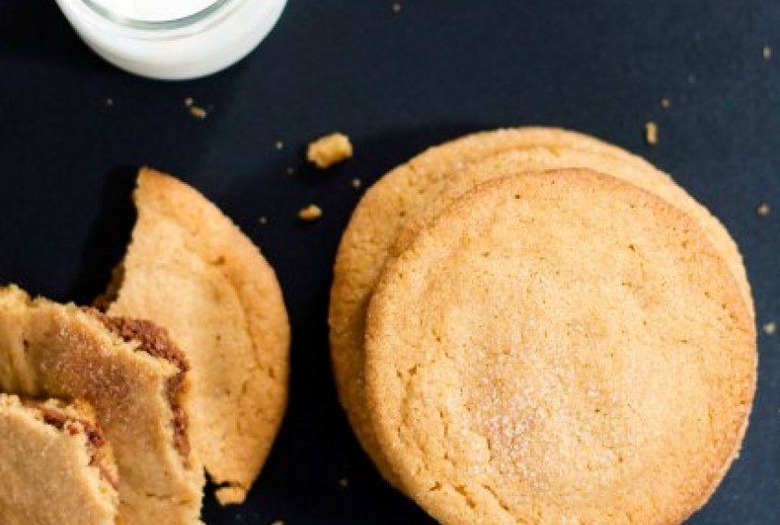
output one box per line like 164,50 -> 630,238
365,170 -> 756,525
329,127 -> 752,486
330,128 -> 654,484
0,394 -> 118,525
103,168 -> 290,505
391,149 -> 752,310
0,285 -> 204,524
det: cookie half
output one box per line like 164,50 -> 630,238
102,168 -> 290,505
0,394 -> 118,525
365,170 -> 756,524
330,127 -> 752,485
0,285 -> 204,524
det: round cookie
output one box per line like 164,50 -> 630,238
105,168 -> 290,505
330,127 -> 666,484
329,127 -> 752,486
365,170 -> 756,525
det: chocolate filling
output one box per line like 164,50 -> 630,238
23,401 -> 118,490
41,408 -> 106,449
89,312 -> 192,463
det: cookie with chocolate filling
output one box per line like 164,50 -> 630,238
0,394 -> 118,525
101,168 -> 290,505
0,285 -> 204,524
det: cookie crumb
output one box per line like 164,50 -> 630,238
764,322 -> 776,335
660,98 -> 671,109
275,141 -> 284,150
184,97 -> 194,107
351,178 -> 363,189
391,2 -> 402,13
259,216 -> 268,225
338,477 -> 349,488
190,106 -> 208,119
286,167 -> 295,176
764,45 -> 773,61
307,132 -> 353,169
645,122 -> 658,146
757,203 -> 771,216
298,204 -> 323,221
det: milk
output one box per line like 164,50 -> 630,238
89,0 -> 220,22
55,0 -> 288,80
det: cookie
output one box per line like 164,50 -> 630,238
329,127 -> 752,485
365,170 -> 756,524
391,148 -> 752,310
0,285 -> 204,524
0,394 -> 118,525
103,168 -> 290,505
330,127 -> 654,484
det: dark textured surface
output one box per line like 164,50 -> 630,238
0,1 -> 778,523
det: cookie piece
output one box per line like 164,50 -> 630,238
0,286 -> 204,524
0,394 -> 118,525
366,170 -> 756,524
330,127 -> 752,486
103,168 -> 290,505
307,132 -> 353,169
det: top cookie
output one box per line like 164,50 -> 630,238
105,168 -> 290,505
329,127 -> 752,486
365,170 -> 756,525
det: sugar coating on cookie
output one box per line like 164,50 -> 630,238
0,394 -> 118,525
365,170 -> 756,525
105,168 -> 290,505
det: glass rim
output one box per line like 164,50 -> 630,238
80,0 -> 236,30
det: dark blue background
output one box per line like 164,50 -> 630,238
0,1 -> 778,523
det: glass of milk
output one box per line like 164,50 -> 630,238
55,0 -> 288,80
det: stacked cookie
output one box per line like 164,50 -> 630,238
330,128 -> 757,524
0,169 -> 290,524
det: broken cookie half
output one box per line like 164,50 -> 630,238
0,394 -> 118,525
102,168 -> 290,505
0,285 -> 205,524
